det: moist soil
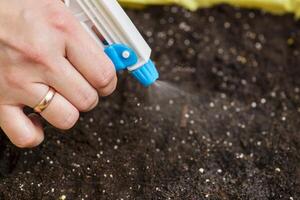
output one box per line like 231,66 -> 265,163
0,5 -> 300,200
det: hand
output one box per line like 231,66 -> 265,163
0,0 -> 117,148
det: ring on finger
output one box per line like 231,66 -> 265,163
34,87 -> 56,113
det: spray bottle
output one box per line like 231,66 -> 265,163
64,0 -> 159,87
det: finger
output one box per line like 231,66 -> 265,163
41,92 -> 80,130
0,105 -> 44,148
25,83 -> 80,130
65,22 -> 117,96
47,58 -> 99,112
98,76 -> 118,97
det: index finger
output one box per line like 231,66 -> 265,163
63,13 -> 118,96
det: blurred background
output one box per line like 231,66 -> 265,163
0,1 -> 299,200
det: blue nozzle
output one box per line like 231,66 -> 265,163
131,60 -> 159,87
105,44 -> 159,87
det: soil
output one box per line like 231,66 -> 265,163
0,5 -> 300,200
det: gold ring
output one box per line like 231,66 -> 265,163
34,87 -> 56,113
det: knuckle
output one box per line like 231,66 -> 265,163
78,89 -> 99,111
22,47 -> 47,64
95,63 -> 116,88
12,38 -> 49,65
60,110 -> 79,130
4,71 -> 26,90
48,8 -> 74,32
19,11 -> 49,64
100,77 -> 118,97
10,40 -> 48,64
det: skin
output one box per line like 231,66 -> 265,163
0,0 -> 118,148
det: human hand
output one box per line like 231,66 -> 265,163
0,0 -> 117,148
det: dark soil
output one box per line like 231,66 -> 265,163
0,5 -> 300,200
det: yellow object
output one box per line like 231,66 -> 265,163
118,0 -> 300,18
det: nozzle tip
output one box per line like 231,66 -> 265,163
131,60 -> 159,87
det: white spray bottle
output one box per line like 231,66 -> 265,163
64,0 -> 159,86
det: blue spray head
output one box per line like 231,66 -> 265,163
131,60 -> 159,87
105,44 -> 159,87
